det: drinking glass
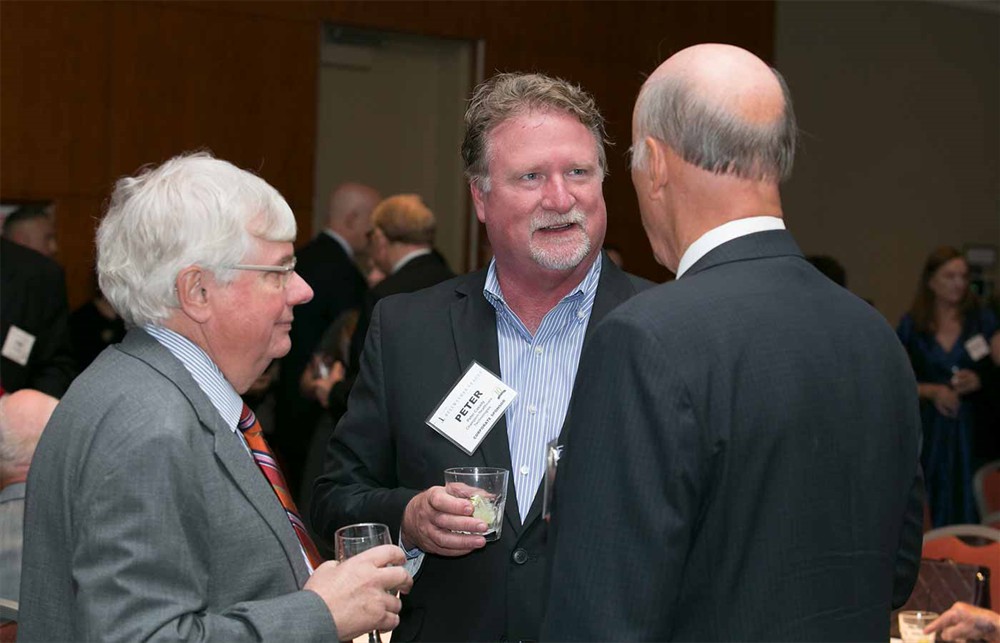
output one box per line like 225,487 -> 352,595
443,467 -> 509,541
335,522 -> 392,643
898,610 -> 939,643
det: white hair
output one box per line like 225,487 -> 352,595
97,152 -> 297,327
631,68 -> 797,182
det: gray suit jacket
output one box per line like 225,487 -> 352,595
312,254 -> 652,642
19,329 -> 335,642
542,231 -> 924,641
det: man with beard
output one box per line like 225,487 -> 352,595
312,72 -> 651,642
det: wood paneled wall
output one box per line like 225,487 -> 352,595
1,1 -> 773,307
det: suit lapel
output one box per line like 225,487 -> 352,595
118,330 -> 311,585
449,272 -> 522,537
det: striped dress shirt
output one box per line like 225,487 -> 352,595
483,256 -> 602,521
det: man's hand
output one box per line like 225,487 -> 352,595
924,602 -> 1000,642
951,368 -> 982,395
401,486 -> 488,556
304,544 -> 413,641
300,359 -> 346,408
932,384 -> 961,418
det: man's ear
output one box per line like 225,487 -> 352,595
470,182 -> 488,224
175,266 -> 211,323
645,136 -> 670,195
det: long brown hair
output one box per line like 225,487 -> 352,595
908,245 -> 978,334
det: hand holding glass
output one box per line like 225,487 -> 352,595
443,467 -> 509,542
335,523 -> 393,643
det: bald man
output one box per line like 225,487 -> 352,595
542,44 -> 923,641
0,389 -> 58,601
277,182 -> 381,496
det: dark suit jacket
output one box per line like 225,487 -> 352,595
312,255 -> 651,642
276,233 -> 366,484
19,329 -> 335,641
542,230 -> 924,642
0,238 -> 75,396
327,250 -> 455,415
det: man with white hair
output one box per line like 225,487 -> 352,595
0,388 -> 58,602
18,153 -> 411,642
312,73 -> 651,642
542,44 -> 923,640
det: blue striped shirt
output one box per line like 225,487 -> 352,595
483,256 -> 602,521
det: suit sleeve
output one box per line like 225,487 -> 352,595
542,315 -> 706,641
312,301 -> 420,544
71,405 -> 334,642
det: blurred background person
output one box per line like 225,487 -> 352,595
69,269 -> 126,372
0,389 -> 59,603
0,235 -> 75,397
276,182 -> 380,500
897,245 -> 1000,526
1,204 -> 57,259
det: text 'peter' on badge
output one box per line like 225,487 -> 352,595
426,361 -> 517,456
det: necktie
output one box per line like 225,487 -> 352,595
238,403 -> 324,570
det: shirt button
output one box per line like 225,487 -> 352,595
527,403 -> 537,414
519,465 -> 529,475
534,346 -> 543,355
576,310 -> 585,320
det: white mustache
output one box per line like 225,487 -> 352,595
531,208 -> 587,232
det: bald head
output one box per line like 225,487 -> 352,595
326,182 -> 381,255
0,389 -> 59,483
633,43 -> 796,181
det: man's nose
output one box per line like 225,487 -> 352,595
540,176 -> 575,213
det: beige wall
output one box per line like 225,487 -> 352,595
775,1 -> 999,325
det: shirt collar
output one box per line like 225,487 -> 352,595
392,248 -> 432,275
143,325 -> 244,432
675,216 -> 785,278
323,229 -> 354,260
483,254 -> 602,312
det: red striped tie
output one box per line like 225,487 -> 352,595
238,403 -> 324,570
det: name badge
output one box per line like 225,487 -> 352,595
426,361 -> 517,456
1,325 -> 36,366
965,334 -> 990,361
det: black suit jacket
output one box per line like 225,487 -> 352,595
0,238 -> 75,396
542,230 -> 924,641
327,250 -> 455,415
276,233 -> 366,482
312,255 -> 651,642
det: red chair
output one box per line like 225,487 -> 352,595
974,460 -> 1000,518
923,524 -> 1000,609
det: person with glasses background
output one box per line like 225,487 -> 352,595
18,152 -> 411,642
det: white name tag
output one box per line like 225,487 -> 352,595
426,361 -> 517,456
965,334 -> 990,361
1,325 -> 35,366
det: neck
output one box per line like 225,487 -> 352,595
386,243 -> 429,273
1,468 -> 27,489
495,253 -> 597,335
934,299 -> 960,321
669,169 -> 783,265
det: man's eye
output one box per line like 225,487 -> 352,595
521,172 -> 540,181
568,168 -> 588,177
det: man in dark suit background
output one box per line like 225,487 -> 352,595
276,182 -> 380,497
312,73 -> 651,642
0,236 -> 75,397
542,44 -> 924,641
302,193 -> 455,417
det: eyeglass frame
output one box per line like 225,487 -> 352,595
225,257 -> 298,287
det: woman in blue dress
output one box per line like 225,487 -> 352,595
897,246 -> 1000,527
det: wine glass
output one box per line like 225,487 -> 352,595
334,522 -> 392,643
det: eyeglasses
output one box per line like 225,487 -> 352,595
227,257 -> 297,288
